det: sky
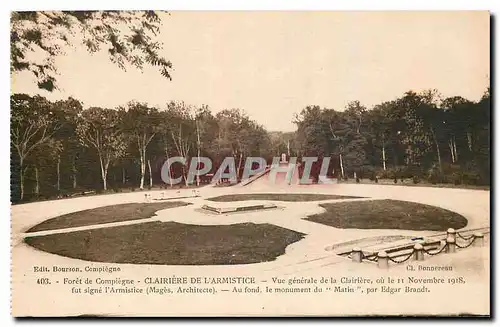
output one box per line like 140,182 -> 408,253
11,11 -> 490,132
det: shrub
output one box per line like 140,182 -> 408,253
461,171 -> 481,185
427,164 -> 446,184
451,172 -> 462,185
376,167 -> 398,179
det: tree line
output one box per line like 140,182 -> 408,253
10,94 -> 275,202
294,88 -> 490,185
10,88 -> 490,203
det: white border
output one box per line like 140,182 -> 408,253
2,0 -> 497,324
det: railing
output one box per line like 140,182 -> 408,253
344,227 -> 488,269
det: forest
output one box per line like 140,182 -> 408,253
10,88 -> 490,203
10,11 -> 491,203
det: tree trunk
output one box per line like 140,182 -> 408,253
435,143 -> 442,171
449,138 -> 455,163
236,152 -> 243,181
382,135 -> 386,170
72,161 -> 77,189
56,155 -> 61,192
339,153 -> 345,178
139,156 -> 145,190
466,132 -> 473,152
99,156 -> 108,191
164,142 -> 173,187
19,158 -> 25,201
453,136 -> 458,162
35,166 -> 40,196
148,159 -> 153,188
182,164 -> 188,186
103,173 -> 107,191
430,127 -> 442,172
196,121 -> 201,187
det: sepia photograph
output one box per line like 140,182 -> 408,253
9,9 -> 491,317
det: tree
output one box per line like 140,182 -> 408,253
215,109 -> 269,180
76,107 -> 127,190
294,105 -> 331,156
441,96 -> 471,163
193,105 -> 218,185
28,138 -> 63,197
268,131 -> 297,157
51,97 -> 83,189
167,101 -> 195,186
11,11 -> 173,91
394,91 -> 432,167
11,94 -> 62,200
367,102 -> 395,170
325,108 -> 367,178
121,102 -> 160,189
419,89 -> 444,172
345,101 -> 366,134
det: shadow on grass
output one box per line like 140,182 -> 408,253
25,222 -> 305,265
26,202 -> 191,233
306,199 -> 468,231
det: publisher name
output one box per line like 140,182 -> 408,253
33,265 -> 121,273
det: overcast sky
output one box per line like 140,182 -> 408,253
12,11 -> 490,131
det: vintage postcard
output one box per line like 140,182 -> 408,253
10,11 -> 490,317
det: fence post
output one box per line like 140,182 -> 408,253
473,233 -> 484,247
446,236 -> 456,253
377,251 -> 388,269
351,247 -> 363,263
447,228 -> 456,243
413,243 -> 424,261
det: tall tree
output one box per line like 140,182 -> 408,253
121,102 -> 160,189
167,101 -> 195,185
11,94 -> 61,200
51,97 -> 83,189
76,107 -> 127,190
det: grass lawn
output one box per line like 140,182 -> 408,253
306,199 -> 467,231
26,202 -> 191,233
207,193 -> 363,202
24,222 -> 305,265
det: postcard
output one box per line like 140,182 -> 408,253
10,10 -> 490,317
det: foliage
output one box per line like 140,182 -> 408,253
294,89 -> 490,186
10,86 -> 490,203
11,11 -> 172,91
